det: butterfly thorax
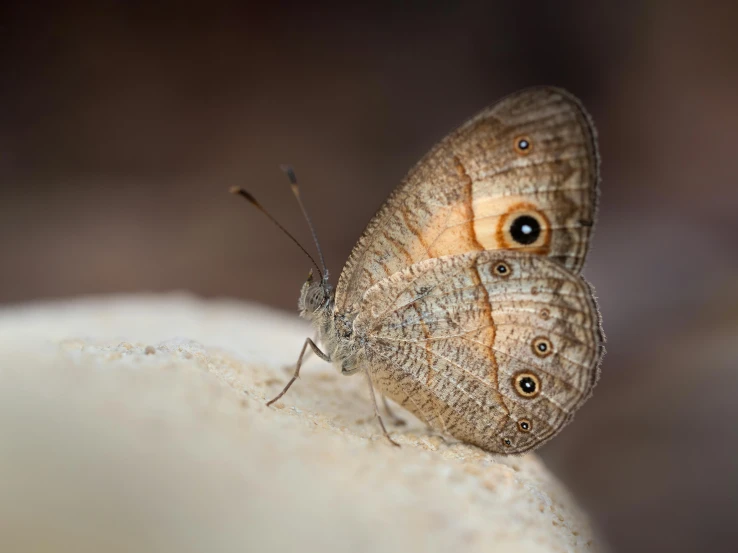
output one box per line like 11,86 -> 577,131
298,276 -> 363,375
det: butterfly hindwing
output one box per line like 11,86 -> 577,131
354,250 -> 603,454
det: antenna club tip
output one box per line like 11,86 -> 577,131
230,187 -> 259,206
280,164 -> 298,185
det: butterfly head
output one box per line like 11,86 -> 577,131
298,269 -> 332,319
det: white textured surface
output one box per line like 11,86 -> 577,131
0,294 -> 600,553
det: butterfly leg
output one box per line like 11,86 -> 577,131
380,395 -> 407,426
365,370 -> 400,447
298,332 -> 320,364
266,337 -> 330,407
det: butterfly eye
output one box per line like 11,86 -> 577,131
514,135 -> 532,155
517,419 -> 532,433
513,372 -> 541,398
532,337 -> 553,358
493,261 -> 512,277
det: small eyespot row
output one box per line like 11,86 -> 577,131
539,308 -> 550,320
517,419 -> 532,433
513,372 -> 541,399
503,437 -> 513,447
532,337 -> 554,358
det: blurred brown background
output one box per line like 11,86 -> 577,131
1,1 -> 737,551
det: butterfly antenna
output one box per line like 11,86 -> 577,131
280,164 -> 328,279
229,186 -> 324,281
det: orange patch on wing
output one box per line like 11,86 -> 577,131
470,195 -> 543,251
412,156 -> 485,258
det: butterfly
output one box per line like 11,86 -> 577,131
233,86 -> 604,454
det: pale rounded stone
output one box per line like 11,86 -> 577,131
0,294 -> 601,553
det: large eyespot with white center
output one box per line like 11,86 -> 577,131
532,336 -> 553,358
496,202 -> 551,252
513,372 -> 541,399
514,135 -> 532,155
510,215 -> 541,245
517,419 -> 532,433
492,260 -> 512,278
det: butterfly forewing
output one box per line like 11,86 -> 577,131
353,251 -> 603,454
335,87 -> 599,314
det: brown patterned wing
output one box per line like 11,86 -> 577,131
335,87 -> 599,313
353,250 -> 603,454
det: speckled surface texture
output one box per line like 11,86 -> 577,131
0,294 -> 601,552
